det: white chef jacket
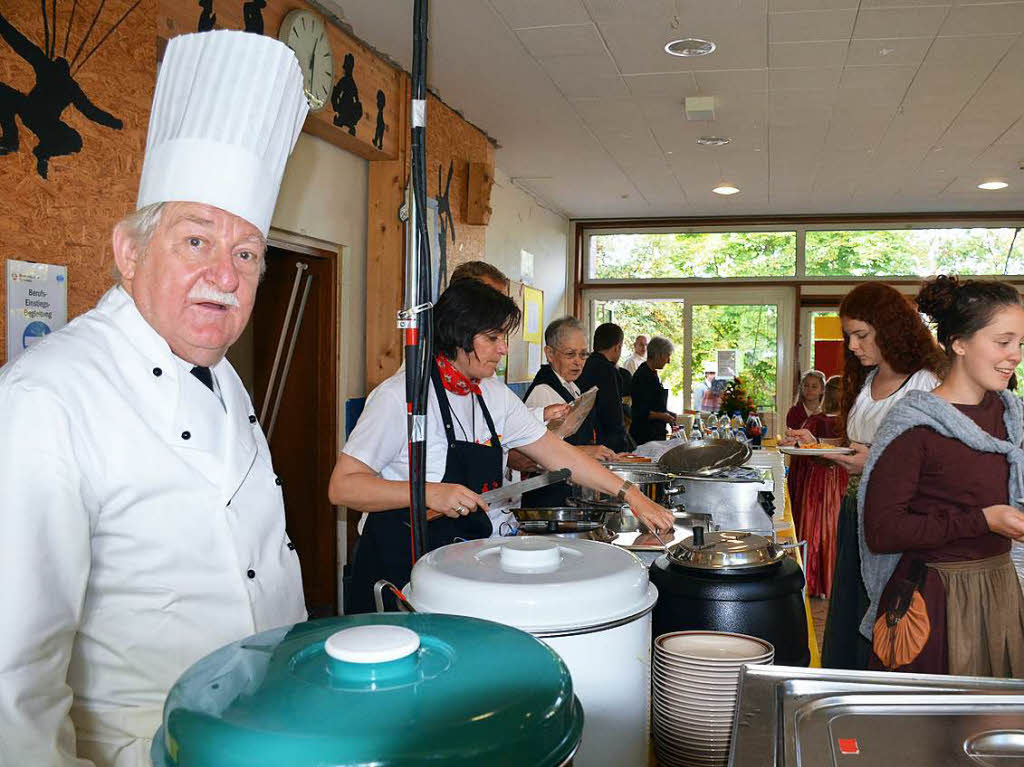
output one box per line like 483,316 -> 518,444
0,286 -> 306,767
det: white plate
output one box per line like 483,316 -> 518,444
778,446 -> 854,456
656,631 -> 775,661
654,654 -> 773,673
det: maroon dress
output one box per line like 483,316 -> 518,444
863,391 -> 1010,673
786,403 -> 815,529
797,413 -> 849,597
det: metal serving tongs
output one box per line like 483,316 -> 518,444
373,580 -> 417,614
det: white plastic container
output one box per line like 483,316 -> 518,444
404,537 -> 658,767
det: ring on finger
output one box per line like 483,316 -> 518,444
456,505 -> 466,514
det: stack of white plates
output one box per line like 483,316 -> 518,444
652,631 -> 774,767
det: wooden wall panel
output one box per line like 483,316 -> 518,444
0,0 -> 156,366
363,88 -> 496,390
158,1 -> 401,161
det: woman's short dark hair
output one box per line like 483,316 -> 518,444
434,279 -> 521,359
917,275 -> 1023,354
593,322 -> 624,352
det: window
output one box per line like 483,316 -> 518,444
806,228 -> 1024,277
589,231 -> 797,280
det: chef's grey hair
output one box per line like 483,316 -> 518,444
647,336 -> 674,360
544,317 -> 585,349
111,203 -> 166,282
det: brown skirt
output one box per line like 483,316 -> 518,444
929,553 -> 1024,678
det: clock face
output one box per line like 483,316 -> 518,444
280,11 -> 334,112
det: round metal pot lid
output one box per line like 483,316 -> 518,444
406,537 -> 658,633
658,439 -> 751,475
667,530 -> 783,571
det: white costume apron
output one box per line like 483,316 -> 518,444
0,286 -> 306,767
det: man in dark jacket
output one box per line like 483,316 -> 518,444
576,322 -> 630,453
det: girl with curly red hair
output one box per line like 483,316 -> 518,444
806,282 -> 946,669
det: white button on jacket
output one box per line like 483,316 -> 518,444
0,286 -> 307,767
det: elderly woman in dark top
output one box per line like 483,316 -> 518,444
629,336 -> 676,445
861,276 -> 1024,676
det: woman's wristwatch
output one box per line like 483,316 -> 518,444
615,479 -> 636,502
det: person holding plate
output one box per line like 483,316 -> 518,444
789,282 -> 945,670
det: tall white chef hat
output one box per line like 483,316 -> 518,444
136,30 -> 309,237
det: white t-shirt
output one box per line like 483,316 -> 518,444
524,372 -> 580,411
345,368 -> 549,534
346,368 -> 548,481
846,368 -> 940,444
623,353 -> 645,375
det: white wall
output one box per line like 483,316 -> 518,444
485,167 -> 572,324
271,132 -> 369,412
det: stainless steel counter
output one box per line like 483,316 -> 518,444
730,665 -> 1024,767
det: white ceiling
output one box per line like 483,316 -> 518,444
322,0 -> 1024,218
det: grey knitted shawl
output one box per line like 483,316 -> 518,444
856,388 -> 1024,639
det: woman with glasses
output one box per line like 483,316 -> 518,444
521,317 -> 618,506
332,281 -> 675,612
630,336 -> 677,445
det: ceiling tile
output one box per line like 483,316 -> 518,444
839,65 -> 918,91
600,18 -> 768,74
769,0 -> 858,10
853,6 -> 950,38
769,40 -> 849,66
490,0 -> 591,30
859,0 -> 952,7
939,3 -> 1024,36
845,36 -> 933,67
581,0 -> 676,24
517,25 -> 606,57
539,52 -> 620,78
571,98 -> 648,131
694,69 -> 769,93
996,116 -> 1024,145
769,9 -> 857,42
769,67 -> 843,89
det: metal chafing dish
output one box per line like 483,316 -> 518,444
571,465 -> 684,508
673,465 -> 776,532
730,664 -> 1024,767
512,507 -> 620,541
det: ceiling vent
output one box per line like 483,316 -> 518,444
685,96 -> 715,121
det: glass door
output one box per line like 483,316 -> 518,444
588,286 -> 795,429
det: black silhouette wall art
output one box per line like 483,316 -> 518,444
372,89 -> 386,150
0,5 -> 131,180
197,0 -> 216,31
242,0 -> 266,35
331,52 -> 362,135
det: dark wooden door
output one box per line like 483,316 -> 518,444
252,244 -> 338,617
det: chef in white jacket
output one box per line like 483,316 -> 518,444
0,31 -> 309,767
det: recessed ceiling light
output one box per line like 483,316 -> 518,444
978,180 -> 1009,190
696,136 -> 731,146
664,38 -> 716,57
713,183 -> 740,196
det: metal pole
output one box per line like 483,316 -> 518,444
267,273 -> 313,441
260,262 -> 307,425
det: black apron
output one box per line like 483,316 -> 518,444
347,361 -> 503,614
521,364 -> 594,508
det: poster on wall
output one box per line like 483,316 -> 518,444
522,286 -> 544,345
6,260 -> 67,362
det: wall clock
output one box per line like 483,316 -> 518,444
278,10 -> 334,112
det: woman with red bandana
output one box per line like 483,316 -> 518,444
332,279 -> 675,613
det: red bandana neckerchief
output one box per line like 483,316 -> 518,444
436,355 -> 482,396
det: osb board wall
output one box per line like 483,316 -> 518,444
425,94 -> 494,275
0,0 -> 156,366
158,1 -> 402,161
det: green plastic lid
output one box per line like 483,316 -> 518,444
152,614 -> 583,767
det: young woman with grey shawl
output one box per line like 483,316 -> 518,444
860,275 -> 1024,676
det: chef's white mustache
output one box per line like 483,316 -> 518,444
189,284 -> 239,307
